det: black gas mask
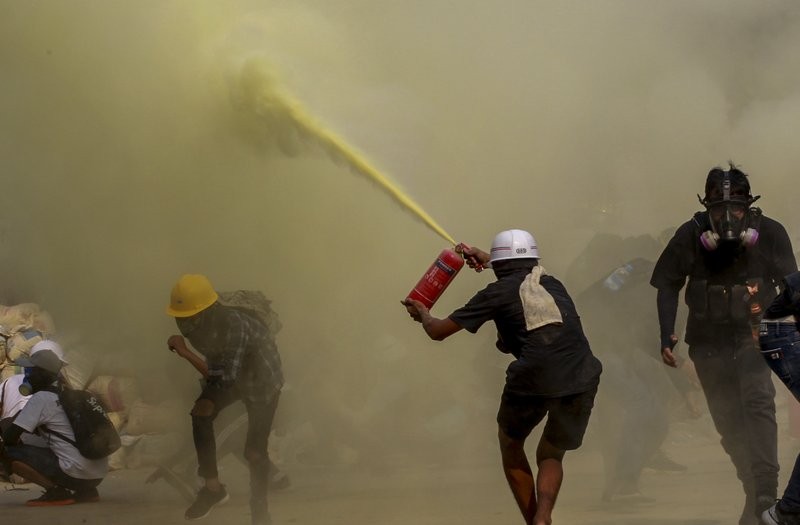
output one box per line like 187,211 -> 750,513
698,167 -> 760,251
19,366 -> 59,396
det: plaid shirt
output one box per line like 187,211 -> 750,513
184,303 -> 283,403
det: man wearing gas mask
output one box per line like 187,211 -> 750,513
650,164 -> 797,525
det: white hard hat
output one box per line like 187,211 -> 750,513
30,339 -> 67,364
489,229 -> 539,263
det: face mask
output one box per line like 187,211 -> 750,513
176,315 -> 203,337
708,201 -> 748,241
699,205 -> 760,251
18,367 -> 57,396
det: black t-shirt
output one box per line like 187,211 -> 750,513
651,212 -> 796,344
449,268 -> 602,397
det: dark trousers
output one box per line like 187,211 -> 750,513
192,384 -> 280,511
690,333 -> 778,503
598,351 -> 669,495
759,321 -> 800,514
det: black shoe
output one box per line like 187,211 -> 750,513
185,486 -> 229,520
74,487 -> 100,503
26,487 -> 76,507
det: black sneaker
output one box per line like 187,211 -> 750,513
185,486 -> 229,520
26,487 -> 76,507
74,487 -> 100,503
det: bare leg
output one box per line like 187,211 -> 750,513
532,438 -> 565,525
499,427 -> 536,524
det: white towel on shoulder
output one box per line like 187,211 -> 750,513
519,266 -> 563,330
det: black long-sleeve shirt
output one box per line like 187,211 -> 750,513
763,271 -> 800,319
651,212 -> 796,346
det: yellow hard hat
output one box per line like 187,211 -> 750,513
166,274 -> 219,317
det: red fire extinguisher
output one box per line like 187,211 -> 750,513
406,248 -> 465,309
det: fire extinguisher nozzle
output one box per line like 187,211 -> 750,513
455,243 -> 486,272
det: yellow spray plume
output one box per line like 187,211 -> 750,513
230,59 -> 456,246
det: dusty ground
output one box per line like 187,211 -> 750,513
1,406 -> 797,525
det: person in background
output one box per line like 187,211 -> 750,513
0,341 -> 106,505
165,274 -> 283,525
402,229 -> 602,525
650,164 -> 797,524
1,373 -> 28,433
759,271 -> 800,525
578,257 -> 694,503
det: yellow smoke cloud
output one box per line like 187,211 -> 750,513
229,59 -> 457,246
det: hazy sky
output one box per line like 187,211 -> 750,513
2,0 -> 800,476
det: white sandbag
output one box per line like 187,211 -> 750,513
107,410 -> 128,433
0,304 -> 55,338
86,376 -> 140,413
0,363 -> 21,382
6,331 -> 43,362
32,310 -> 55,336
0,304 -> 42,336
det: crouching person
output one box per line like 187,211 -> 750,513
0,342 -> 107,506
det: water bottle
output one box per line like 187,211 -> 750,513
603,263 -> 633,292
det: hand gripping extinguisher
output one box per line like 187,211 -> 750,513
406,248 -> 465,309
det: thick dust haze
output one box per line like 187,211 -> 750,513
2,1 -> 800,522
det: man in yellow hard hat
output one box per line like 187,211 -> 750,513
165,274 -> 283,525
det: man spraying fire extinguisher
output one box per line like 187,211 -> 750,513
402,229 -> 602,525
